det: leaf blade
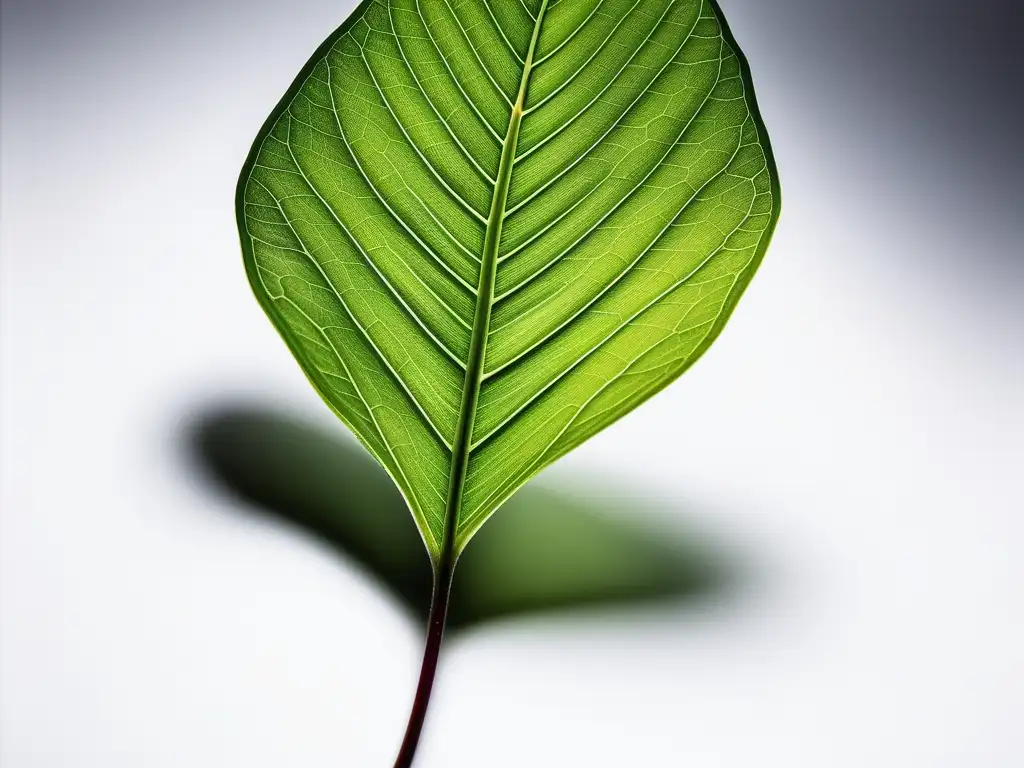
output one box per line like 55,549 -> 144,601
237,0 -> 780,558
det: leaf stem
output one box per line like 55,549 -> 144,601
391,553 -> 456,768
391,3 -> 549,765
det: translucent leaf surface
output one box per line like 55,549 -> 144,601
236,0 -> 780,559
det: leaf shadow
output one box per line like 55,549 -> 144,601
180,401 -> 741,631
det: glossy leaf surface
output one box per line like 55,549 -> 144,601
237,0 -> 779,558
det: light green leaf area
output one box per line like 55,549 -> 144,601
237,0 -> 779,559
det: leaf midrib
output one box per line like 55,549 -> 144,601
438,0 -> 550,566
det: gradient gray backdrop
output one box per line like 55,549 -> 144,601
3,1 -> 1022,766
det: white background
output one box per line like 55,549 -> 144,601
3,1 -> 1022,765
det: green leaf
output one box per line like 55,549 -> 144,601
236,0 -> 779,562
